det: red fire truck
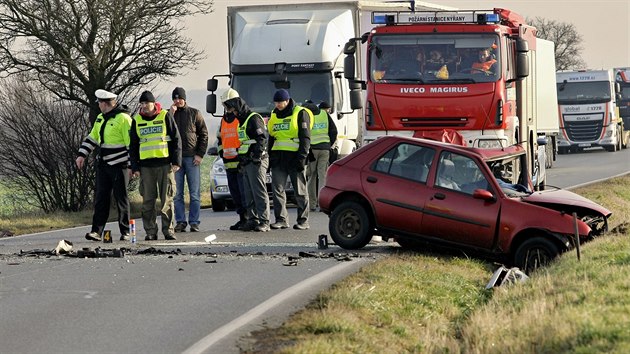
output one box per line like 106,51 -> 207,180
343,7 -> 559,189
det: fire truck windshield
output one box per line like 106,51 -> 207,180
556,81 -> 611,104
232,72 -> 333,116
369,34 -> 500,83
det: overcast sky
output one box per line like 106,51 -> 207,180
156,0 -> 630,105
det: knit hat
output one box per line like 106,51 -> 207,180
220,88 -> 239,103
319,101 -> 331,109
273,89 -> 290,102
139,90 -> 155,103
172,87 -> 186,100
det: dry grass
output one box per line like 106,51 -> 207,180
245,175 -> 630,353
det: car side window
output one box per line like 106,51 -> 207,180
373,143 -> 435,183
436,152 -> 490,194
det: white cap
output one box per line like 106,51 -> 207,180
220,88 -> 239,103
95,89 -> 117,101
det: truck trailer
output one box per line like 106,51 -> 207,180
205,0 -> 453,158
343,7 -> 558,189
556,69 -> 626,153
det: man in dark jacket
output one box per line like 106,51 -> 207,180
303,101 -> 337,211
223,94 -> 271,232
170,87 -> 208,233
129,90 -> 182,241
267,89 -> 311,230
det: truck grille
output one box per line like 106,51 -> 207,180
400,117 -> 468,128
564,120 -> 604,142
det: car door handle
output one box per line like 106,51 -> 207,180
433,193 -> 446,200
366,176 -> 378,183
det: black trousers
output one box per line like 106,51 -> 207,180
227,168 -> 246,216
91,163 -> 130,236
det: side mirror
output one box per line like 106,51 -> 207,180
516,52 -> 529,79
344,55 -> 356,80
350,88 -> 363,110
206,94 -> 217,114
472,189 -> 496,202
207,146 -> 218,156
207,79 -> 218,92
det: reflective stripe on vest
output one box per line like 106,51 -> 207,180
238,112 -> 260,155
268,106 -> 310,152
219,118 -> 241,160
310,110 -> 330,145
134,110 -> 171,160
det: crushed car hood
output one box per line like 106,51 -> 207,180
522,189 -> 611,218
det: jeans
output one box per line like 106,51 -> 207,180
174,156 -> 201,225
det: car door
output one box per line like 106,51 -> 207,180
361,143 -> 435,235
421,151 -> 500,249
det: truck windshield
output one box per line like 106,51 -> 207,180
369,33 -> 500,84
556,81 -> 611,104
618,83 -> 630,100
232,73 -> 333,116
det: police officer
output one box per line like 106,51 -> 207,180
267,89 -> 312,230
303,100 -> 337,211
76,89 -> 132,241
129,90 -> 182,241
217,88 -> 248,230
223,92 -> 271,232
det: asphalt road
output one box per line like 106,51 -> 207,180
0,147 -> 627,353
0,209 -> 391,354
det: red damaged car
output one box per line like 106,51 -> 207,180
319,136 -> 611,272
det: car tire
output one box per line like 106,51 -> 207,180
211,196 -> 226,212
329,201 -> 372,250
513,237 -> 560,274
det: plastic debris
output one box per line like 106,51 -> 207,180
485,266 -> 529,289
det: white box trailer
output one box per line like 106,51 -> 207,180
534,39 -> 559,169
207,0 -> 453,156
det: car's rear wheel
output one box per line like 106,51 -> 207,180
329,201 -> 372,249
513,237 -> 560,274
211,196 -> 226,212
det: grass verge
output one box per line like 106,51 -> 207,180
244,175 -> 630,353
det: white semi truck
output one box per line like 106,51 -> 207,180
556,69 -> 626,153
205,0 -> 452,157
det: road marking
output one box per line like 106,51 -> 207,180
182,260 -> 359,354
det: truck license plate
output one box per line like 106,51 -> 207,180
578,143 -> 591,147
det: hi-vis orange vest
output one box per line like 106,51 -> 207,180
219,118 -> 241,169
472,59 -> 496,73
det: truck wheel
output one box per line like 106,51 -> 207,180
557,147 -> 567,155
211,196 -> 226,212
329,201 -> 372,249
513,237 -> 560,274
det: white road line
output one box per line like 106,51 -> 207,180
182,260 -> 359,354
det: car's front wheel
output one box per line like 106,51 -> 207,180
329,201 -> 372,249
513,237 -> 560,274
211,195 -> 226,212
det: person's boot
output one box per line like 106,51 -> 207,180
230,214 -> 248,230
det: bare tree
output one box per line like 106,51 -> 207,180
0,0 -> 213,122
528,17 -> 586,71
0,77 -> 95,212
